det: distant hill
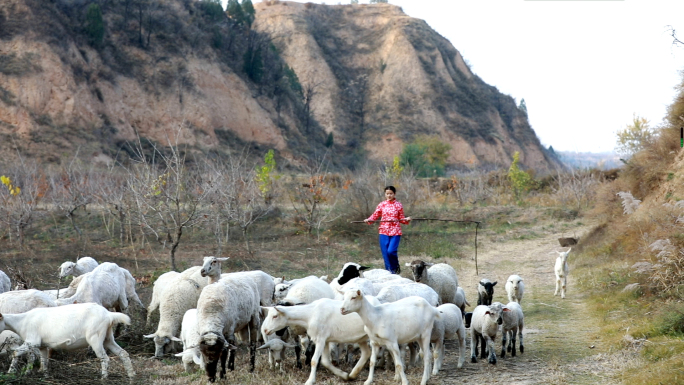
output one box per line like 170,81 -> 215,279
555,150 -> 622,170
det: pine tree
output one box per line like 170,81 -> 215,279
226,0 -> 246,25
85,3 -> 104,47
242,0 -> 256,27
518,98 -> 528,115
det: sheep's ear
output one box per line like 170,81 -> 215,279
227,343 -> 238,350
479,281 -> 484,287
171,336 -> 182,342
218,257 -> 230,262
404,262 -> 412,266
502,307 -> 510,312
567,248 -> 572,253
174,352 -> 184,357
426,262 -> 434,266
484,311 -> 491,316
143,334 -> 156,339
492,281 -> 497,286
359,265 -> 370,271
257,341 -> 273,350
260,306 -> 271,314
356,289 -> 362,296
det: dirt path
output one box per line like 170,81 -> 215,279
432,220 -> 622,385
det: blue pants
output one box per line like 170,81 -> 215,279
379,234 -> 401,274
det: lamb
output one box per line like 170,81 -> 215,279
336,262 -> 370,285
196,274 -> 260,382
258,322 -> 295,371
362,268 -> 392,281
262,299 -> 372,385
0,270 -> 10,293
58,256 -> 99,278
144,266 -> 208,358
554,248 -> 572,299
499,301 -> 525,358
172,308 -> 203,372
505,274 -> 525,304
375,282 -> 439,307
200,256 -> 275,306
340,289 -> 438,385
430,303 -> 466,375
56,262 -> 129,311
454,286 -> 470,314
146,270 -> 180,326
405,260 -> 459,305
0,289 -> 58,313
44,274 -> 84,300
477,278 -> 497,306
469,303 -> 504,365
0,303 -> 135,379
371,276 -> 414,294
330,277 -> 376,300
276,275 -> 335,306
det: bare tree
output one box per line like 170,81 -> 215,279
50,151 -> 96,239
301,71 -> 324,135
93,164 -> 133,246
126,125 -> 214,271
0,158 -> 46,246
553,168 -> 599,213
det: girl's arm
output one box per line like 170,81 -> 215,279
365,202 -> 383,223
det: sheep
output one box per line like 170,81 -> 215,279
477,278 -> 497,306
262,299 -> 372,385
0,270 -> 10,293
405,260 -> 459,305
197,274 -> 261,382
336,262 -> 370,285
146,271 -> 180,326
173,308 -> 203,372
58,256 -> 99,278
371,276 -> 414,294
469,303 -> 504,365
0,289 -> 58,313
56,262 -> 129,311
200,256 -> 275,306
454,286 -> 470,314
499,301 -> 525,358
0,303 -> 135,379
554,248 -> 572,299
144,266 -> 208,358
362,268 -> 392,281
0,330 -> 21,358
120,267 -> 145,309
505,275 -> 524,304
330,277 -> 376,300
374,282 -> 439,307
257,322 -> 296,371
44,274 -> 84,300
430,303 -> 466,375
340,289 -> 438,385
277,275 -> 335,306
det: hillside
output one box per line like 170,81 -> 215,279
0,0 -> 561,172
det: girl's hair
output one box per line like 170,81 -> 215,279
384,186 -> 396,193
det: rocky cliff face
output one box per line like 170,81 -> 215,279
255,1 -> 562,173
0,0 -> 561,173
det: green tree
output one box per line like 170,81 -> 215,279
508,151 -> 534,201
243,46 -> 263,82
255,149 -> 279,202
325,132 -> 334,148
399,135 -> 451,177
615,114 -> 655,157
226,0 -> 246,25
518,98 -> 528,115
85,3 -> 104,47
242,0 -> 256,27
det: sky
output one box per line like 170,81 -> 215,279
243,0 -> 684,153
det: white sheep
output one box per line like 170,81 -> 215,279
0,330 -> 21,358
431,303 -> 466,374
499,301 -> 525,358
144,266 -> 208,358
261,299 -> 372,385
340,289 -> 438,385
405,260 -> 459,305
120,267 -> 145,309
330,277 -> 376,300
58,256 -> 99,278
258,321 -> 295,371
146,271 -> 180,326
470,303 -> 504,365
554,248 -> 571,299
371,276 -> 414,294
0,303 -> 135,379
56,262 -> 129,311
505,274 -> 524,304
454,286 -> 470,314
173,308 -> 203,372
277,275 -> 335,305
374,282 -> 439,307
0,289 -> 58,313
362,269 -> 392,280
0,270 -> 10,293
44,274 -> 84,300
200,256 -> 275,306
197,274 -> 260,382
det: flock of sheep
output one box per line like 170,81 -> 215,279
0,247 -> 574,385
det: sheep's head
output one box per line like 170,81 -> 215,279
507,275 -> 523,288
405,260 -> 434,283
479,279 -> 497,298
340,289 -> 363,315
257,339 -> 296,366
337,263 -> 369,285
200,332 -> 236,382
261,307 -> 288,336
200,256 -> 229,278
486,302 -> 504,325
273,283 -> 292,302
143,333 -> 176,358
59,262 -> 76,278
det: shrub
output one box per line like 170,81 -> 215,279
84,3 -> 104,47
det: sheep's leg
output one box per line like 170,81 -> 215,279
431,339 -> 443,375
479,335 -> 487,359
220,346 -> 229,379
345,343 -> 355,365
364,341 -> 379,385
510,327 -> 518,357
485,335 -> 497,365
304,341 -> 324,385
456,323 -> 466,368
420,333 -> 432,385
519,322 -> 525,353
305,341 -> 315,366
470,331 -> 478,363
561,275 -> 567,299
227,342 -> 235,372
387,342 -> 408,385
38,347 -> 49,375
554,274 -> 560,296
295,335 -> 303,369
249,315 -> 258,372
501,329 -> 508,358
90,341 -> 110,379
375,346 -> 386,369
316,342 -> 349,382
406,342 -> 419,368
104,335 -> 136,378
349,341 -> 370,380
